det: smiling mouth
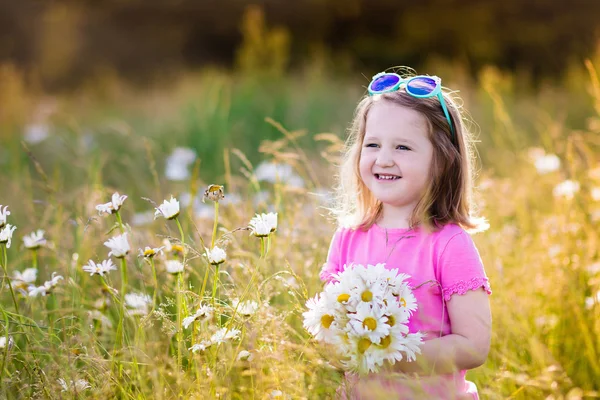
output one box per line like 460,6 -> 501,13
375,174 -> 401,181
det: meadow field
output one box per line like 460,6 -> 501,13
1,51 -> 600,399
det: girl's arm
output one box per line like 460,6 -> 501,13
393,289 -> 492,375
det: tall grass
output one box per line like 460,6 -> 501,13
0,58 -> 599,398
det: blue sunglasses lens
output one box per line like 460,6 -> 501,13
406,77 -> 437,95
370,74 -> 401,92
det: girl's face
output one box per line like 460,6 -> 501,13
359,100 -> 434,214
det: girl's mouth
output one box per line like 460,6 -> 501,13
375,174 -> 401,181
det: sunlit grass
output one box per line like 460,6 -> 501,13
0,60 -> 599,399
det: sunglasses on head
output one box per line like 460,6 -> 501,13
367,72 -> 455,139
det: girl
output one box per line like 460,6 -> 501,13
320,68 -> 492,399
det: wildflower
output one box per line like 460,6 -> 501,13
12,268 -> 37,292
28,272 -> 63,297
533,154 -> 560,174
302,293 -> 339,343
270,390 -> 284,399
162,238 -> 185,256
125,293 -> 152,315
248,212 -> 278,237
183,304 -> 214,329
237,350 -> 253,361
139,246 -> 164,258
0,336 -> 14,350
96,192 -> 128,216
203,184 -> 225,203
165,260 -> 184,274
154,196 -> 180,220
232,299 -> 259,316
204,246 -> 226,265
58,378 -> 91,392
83,259 -> 117,276
348,302 -> 391,344
553,180 -> 580,199
23,229 -> 47,250
210,327 -> 241,344
189,340 -> 212,353
0,205 -> 10,228
104,233 -> 130,258
0,224 -> 17,248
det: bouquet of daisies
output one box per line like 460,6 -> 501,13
303,263 -> 424,373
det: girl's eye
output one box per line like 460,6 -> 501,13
365,143 -> 378,148
397,145 -> 411,151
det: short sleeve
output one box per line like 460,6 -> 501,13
319,228 -> 343,283
438,231 -> 492,301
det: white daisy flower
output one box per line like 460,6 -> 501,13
183,304 -> 214,329
189,340 -> 212,353
210,327 -> 241,344
393,281 -> 418,317
104,233 -> 130,258
12,268 -> 37,290
138,246 -> 164,258
0,336 -> 14,350
165,260 -> 184,274
83,259 -> 117,276
205,246 -> 226,265
348,302 -> 390,344
232,299 -> 259,316
0,205 -> 10,228
154,196 -> 180,220
302,293 -> 339,343
0,224 -> 17,248
58,378 -> 91,392
23,229 -> 47,250
95,192 -> 128,216
28,273 -> 63,297
125,293 -> 152,315
343,335 -> 382,373
237,350 -> 253,361
248,212 -> 277,237
324,277 -> 359,314
553,180 -> 580,199
270,390 -> 285,399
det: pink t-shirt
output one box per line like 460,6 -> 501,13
320,222 -> 492,400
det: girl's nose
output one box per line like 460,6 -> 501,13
375,150 -> 394,167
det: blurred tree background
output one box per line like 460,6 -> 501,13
1,0 -> 600,90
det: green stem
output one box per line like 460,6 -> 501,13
32,249 -> 38,271
115,211 -> 125,233
116,257 -> 128,350
211,202 -> 219,248
1,245 -> 19,315
176,272 -> 183,372
211,265 -> 220,309
150,258 -> 158,313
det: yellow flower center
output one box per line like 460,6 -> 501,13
361,290 -> 373,302
144,249 -> 156,257
379,335 -> 392,349
337,293 -> 350,303
172,245 -> 184,254
399,298 -> 407,307
321,314 -> 334,329
357,338 -> 372,354
362,317 -> 377,331
387,315 -> 395,327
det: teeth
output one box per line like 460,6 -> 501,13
377,174 -> 399,180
